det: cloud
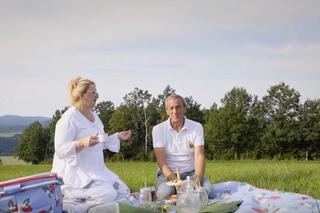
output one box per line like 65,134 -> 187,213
0,0 -> 320,116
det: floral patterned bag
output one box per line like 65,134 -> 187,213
0,172 -> 63,213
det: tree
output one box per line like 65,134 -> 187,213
205,107 -> 231,159
223,87 -> 256,159
44,107 -> 68,161
16,122 -> 46,164
95,101 -> 115,132
124,88 -> 152,158
156,85 -> 176,110
260,82 -> 301,159
185,96 -> 204,124
155,85 -> 176,122
205,87 -> 256,159
108,105 -> 135,160
108,88 -> 155,160
299,99 -> 320,160
248,98 -> 267,159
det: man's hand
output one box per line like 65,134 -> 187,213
194,175 -> 201,189
166,173 -> 177,181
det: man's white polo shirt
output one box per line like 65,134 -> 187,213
152,117 -> 204,173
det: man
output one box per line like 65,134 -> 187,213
152,94 -> 214,200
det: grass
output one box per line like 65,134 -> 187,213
0,160 -> 319,199
204,160 -> 320,199
0,156 -> 30,165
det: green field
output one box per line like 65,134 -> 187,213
0,156 -> 30,165
0,160 -> 319,199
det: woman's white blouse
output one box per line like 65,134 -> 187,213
51,106 -> 120,188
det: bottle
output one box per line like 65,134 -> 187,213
176,176 -> 201,213
185,176 -> 193,191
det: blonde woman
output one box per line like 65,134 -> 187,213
51,77 -> 131,210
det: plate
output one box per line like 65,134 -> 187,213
166,179 -> 183,186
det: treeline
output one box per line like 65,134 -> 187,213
15,82 -> 320,164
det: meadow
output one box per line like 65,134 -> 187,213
0,160 -> 319,199
0,156 -> 30,165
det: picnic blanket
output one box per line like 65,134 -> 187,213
212,181 -> 320,213
63,181 -> 320,213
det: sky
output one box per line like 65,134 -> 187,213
0,0 -> 320,117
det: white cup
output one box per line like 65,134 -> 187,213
98,133 -> 108,143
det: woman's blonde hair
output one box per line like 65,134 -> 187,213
68,77 -> 95,106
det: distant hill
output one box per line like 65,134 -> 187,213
0,115 -> 51,132
0,134 -> 20,155
0,115 -> 51,155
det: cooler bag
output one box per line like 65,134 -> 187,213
0,172 -> 63,213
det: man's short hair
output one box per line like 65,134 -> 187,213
165,94 -> 186,109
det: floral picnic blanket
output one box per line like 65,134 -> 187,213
211,181 -> 320,213
64,181 -> 320,212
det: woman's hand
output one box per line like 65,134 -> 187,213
118,130 -> 132,141
82,134 -> 99,147
76,134 -> 99,152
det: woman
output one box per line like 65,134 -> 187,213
51,77 -> 132,208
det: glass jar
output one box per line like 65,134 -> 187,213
196,186 -> 208,209
139,187 -> 152,208
176,176 -> 201,213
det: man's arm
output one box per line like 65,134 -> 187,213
154,147 -> 177,181
194,145 -> 205,187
